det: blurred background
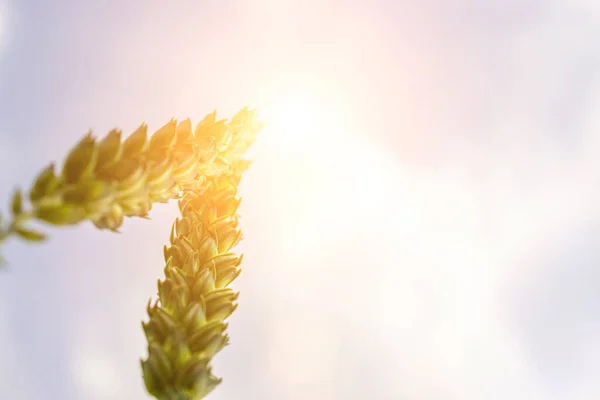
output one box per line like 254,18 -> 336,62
1,0 -> 600,399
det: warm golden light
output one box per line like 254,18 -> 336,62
273,98 -> 319,138
256,73 -> 358,152
261,93 -> 330,149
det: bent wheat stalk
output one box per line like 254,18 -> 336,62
1,108 -> 262,399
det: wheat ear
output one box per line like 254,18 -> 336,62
0,108 -> 262,398
141,109 -> 260,399
0,108 -> 261,264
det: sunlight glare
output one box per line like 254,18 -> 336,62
257,77 -> 356,155
262,94 -> 327,148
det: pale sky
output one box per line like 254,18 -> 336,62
1,1 -> 600,399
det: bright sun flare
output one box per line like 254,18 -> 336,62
263,95 -> 325,146
257,81 -> 355,151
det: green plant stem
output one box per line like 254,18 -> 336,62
0,211 -> 34,243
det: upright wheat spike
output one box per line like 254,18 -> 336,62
141,109 -> 260,399
0,107 -> 262,399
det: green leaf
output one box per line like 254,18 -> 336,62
14,226 -> 47,242
11,189 -> 23,216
